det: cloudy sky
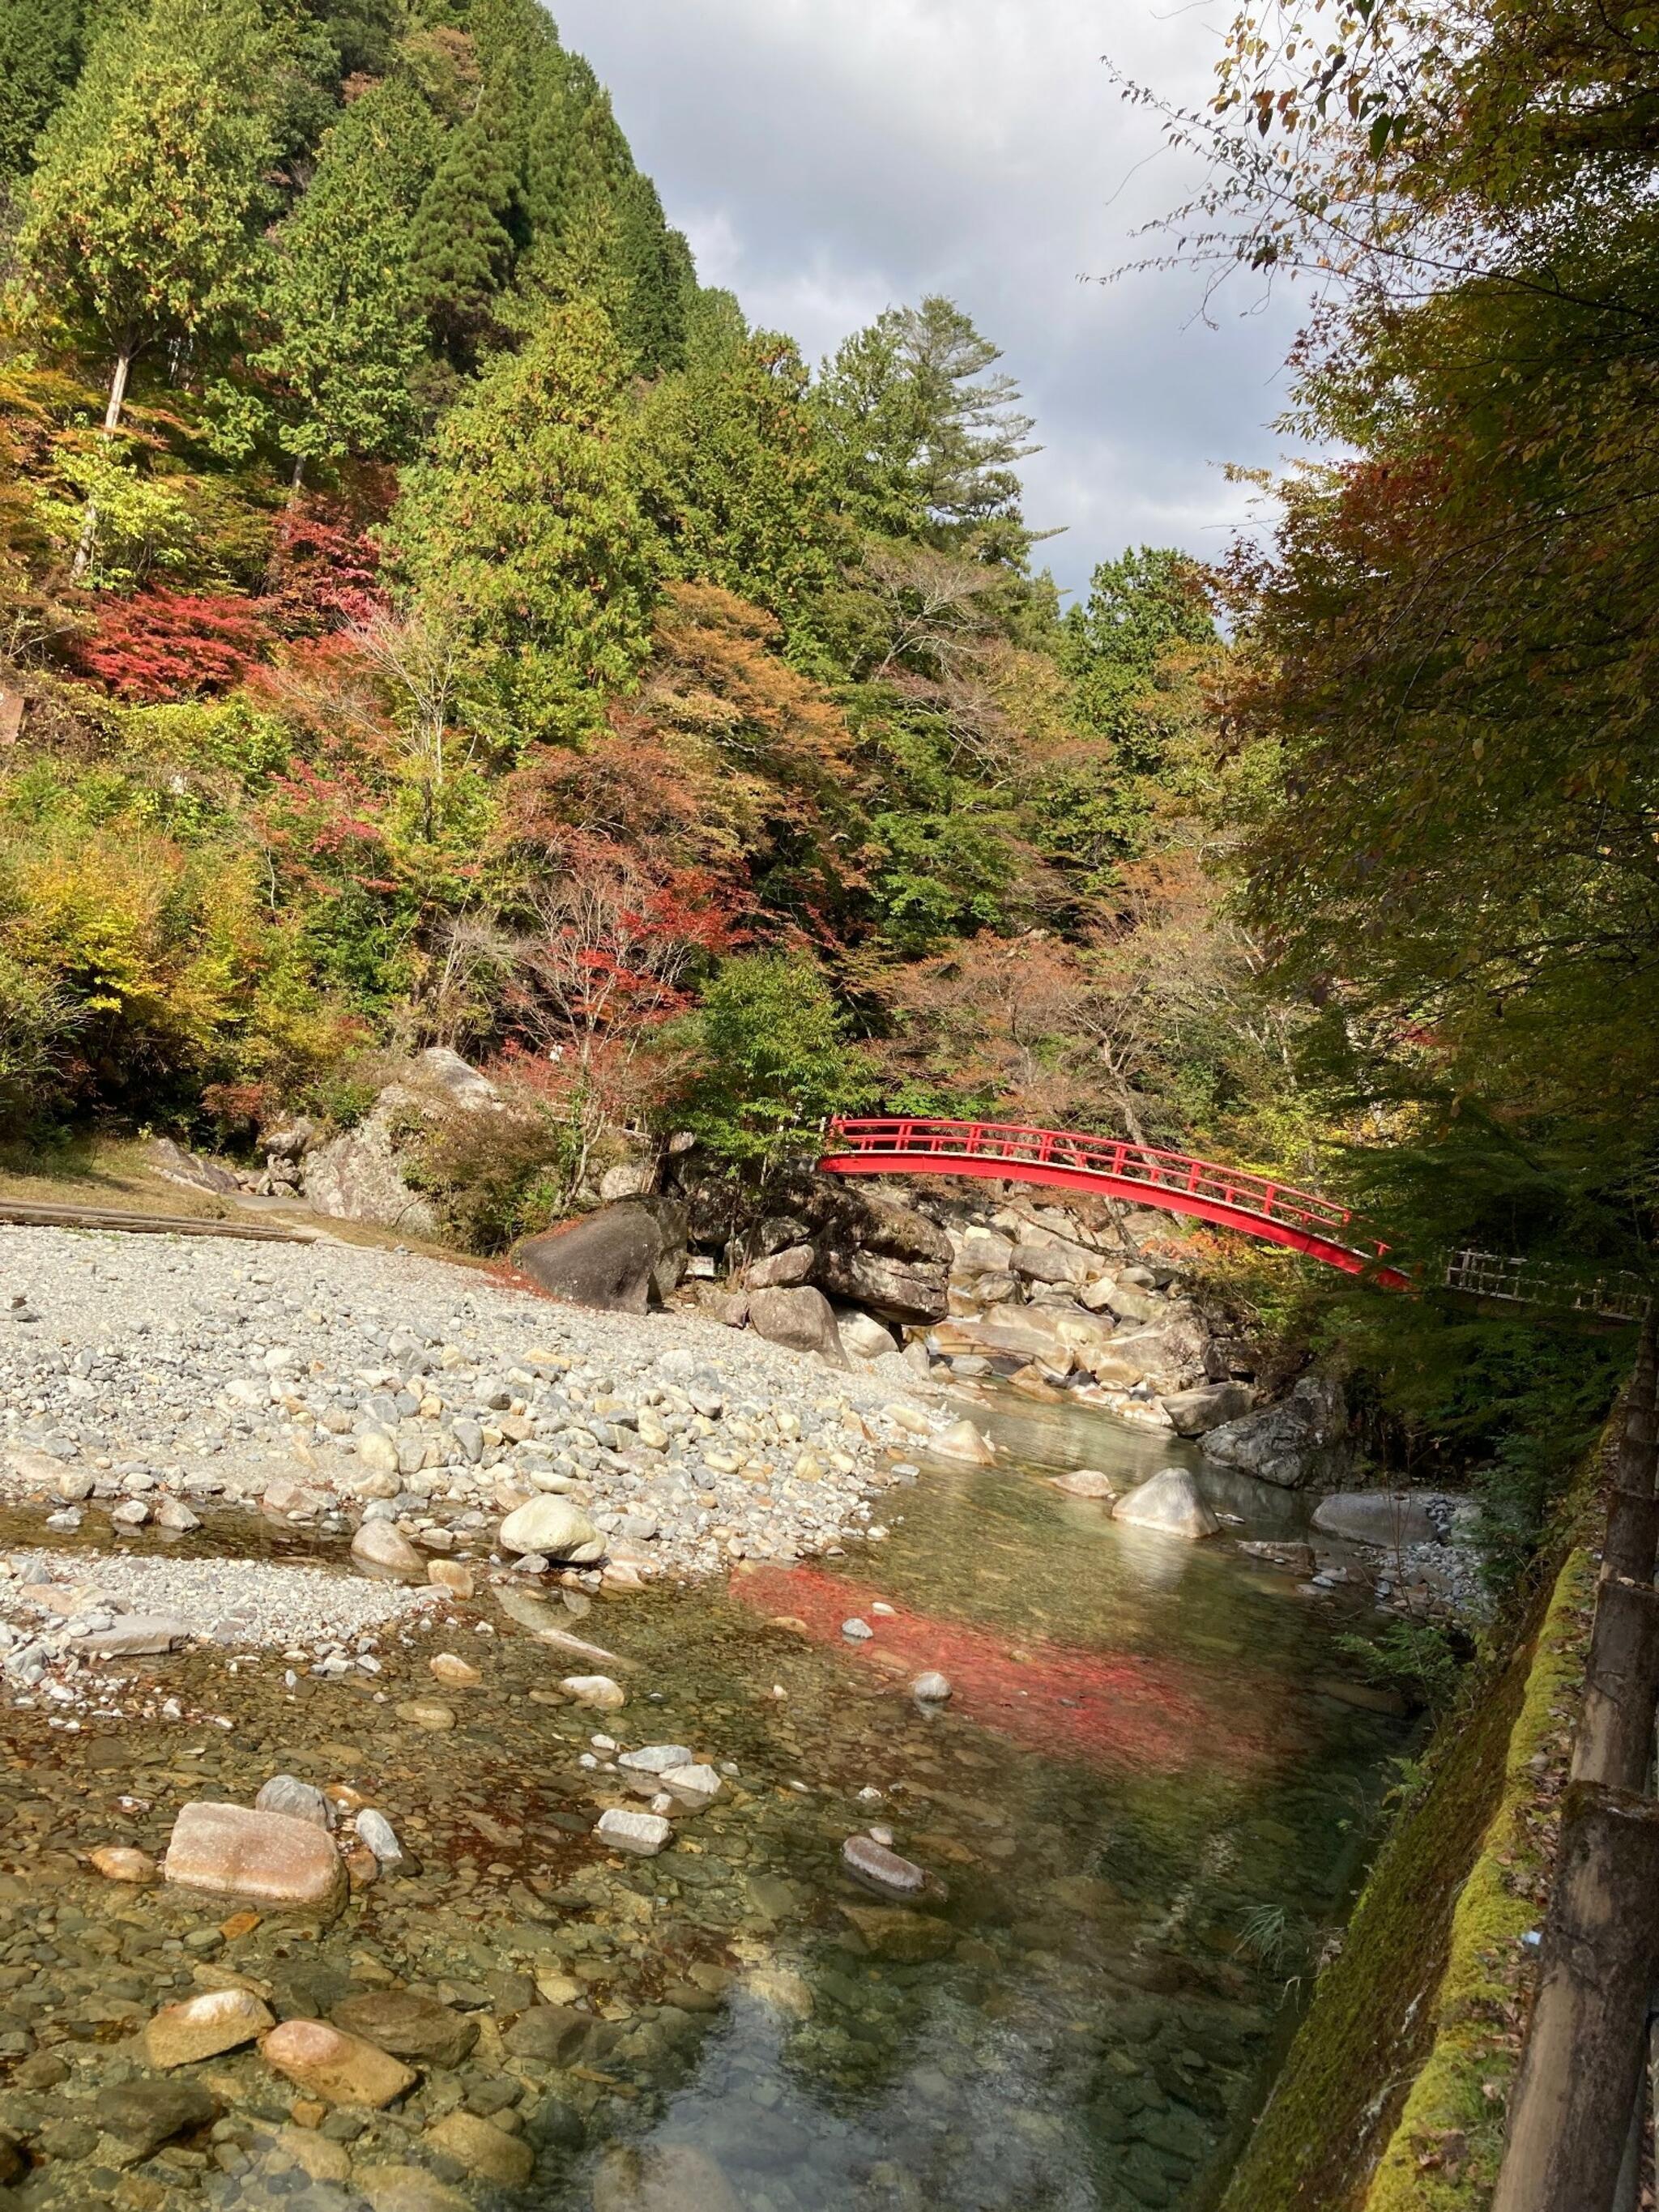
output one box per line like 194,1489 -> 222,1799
548,0 -> 1309,603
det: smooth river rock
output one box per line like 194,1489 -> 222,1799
925,1418 -> 996,1465
841,1834 -> 930,1898
143,1987 -> 275,2068
1111,1469 -> 1221,1541
163,1801 -> 347,1912
593,2145 -> 745,2212
260,2018 -> 417,2107
331,1990 -> 477,2068
498,1495 -> 605,1562
1311,1490 -> 1453,1549
254,1775 -> 331,1828
351,1519 -> 427,1580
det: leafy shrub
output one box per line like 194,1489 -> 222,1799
401,1100 -> 571,1253
1336,1618 -> 1467,1716
68,589 -> 273,700
37,446 -> 196,590
670,953 -> 875,1174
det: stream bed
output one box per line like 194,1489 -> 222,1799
0,1392 -> 1413,2212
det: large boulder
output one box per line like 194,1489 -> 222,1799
804,1184 -> 953,1325
952,1228 -> 1015,1278
1201,1370 -> 1350,1490
498,1495 -> 605,1562
748,1287 -> 847,1366
518,1199 -> 687,1314
1311,1490 -> 1456,1549
1112,1469 -> 1220,1541
1009,1242 -> 1089,1288
1100,1306 -> 1210,1390
147,1136 -> 241,1195
1160,1382 -> 1253,1438
838,1308 -> 899,1362
744,1245 -> 815,1290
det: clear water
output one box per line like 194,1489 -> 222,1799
0,1392 -> 1410,2212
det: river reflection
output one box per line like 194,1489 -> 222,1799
0,1394 -> 1408,2212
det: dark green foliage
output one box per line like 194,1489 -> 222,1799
407,114 -> 518,366
0,0 -> 110,181
672,955 -> 876,1174
612,171 -> 693,374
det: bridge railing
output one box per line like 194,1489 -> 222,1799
822,1115 -> 1395,1260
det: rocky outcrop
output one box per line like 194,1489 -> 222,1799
1201,1370 -> 1350,1490
808,1189 -> 953,1325
1160,1381 -> 1253,1438
303,1048 -> 503,1234
517,1198 -> 688,1314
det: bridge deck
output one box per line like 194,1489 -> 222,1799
817,1116 -> 1411,1288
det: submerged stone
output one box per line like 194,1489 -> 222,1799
163,1801 -> 346,1913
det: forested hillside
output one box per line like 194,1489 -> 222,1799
0,0 -> 1294,1217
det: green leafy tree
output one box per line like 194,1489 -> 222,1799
814,296 -> 1038,558
637,333 -> 851,663
257,77 -> 441,486
15,0 -> 295,578
387,295 -> 658,743
673,953 -> 874,1173
17,0 -> 289,430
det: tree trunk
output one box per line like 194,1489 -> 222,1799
1491,1784 -> 1659,2212
103,349 -> 132,433
69,349 -> 134,582
1572,1577 -> 1659,1790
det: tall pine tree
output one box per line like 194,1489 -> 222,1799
258,77 -> 442,483
388,296 -> 659,742
406,113 -> 519,371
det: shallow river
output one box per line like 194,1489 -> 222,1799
0,1394 -> 1411,2212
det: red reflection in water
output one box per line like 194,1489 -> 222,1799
731,1563 -> 1282,1776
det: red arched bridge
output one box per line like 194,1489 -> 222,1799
817,1116 -> 1412,1289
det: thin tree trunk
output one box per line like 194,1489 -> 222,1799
103,350 -> 131,433
69,349 -> 133,582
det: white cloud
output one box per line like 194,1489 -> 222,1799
548,0 -> 1308,598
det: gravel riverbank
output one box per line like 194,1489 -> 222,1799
0,1225 -> 949,1593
